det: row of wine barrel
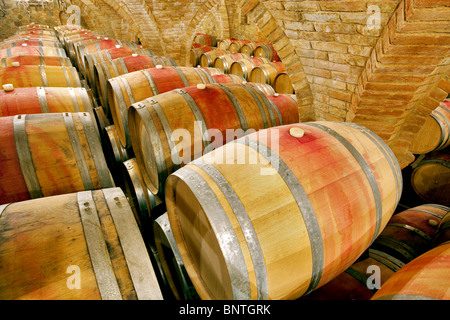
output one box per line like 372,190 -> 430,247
0,24 -> 303,300
189,47 -> 293,94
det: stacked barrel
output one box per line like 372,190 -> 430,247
0,24 -> 163,300
3,25 -> 441,303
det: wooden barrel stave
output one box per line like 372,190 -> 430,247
153,213 -> 200,300
249,62 -> 287,86
127,83 -> 307,196
0,87 -> 96,119
0,46 -> 67,59
371,242 -> 450,300
0,56 -> 72,68
213,53 -> 250,73
106,66 -> 218,148
0,188 -> 163,300
411,152 -> 450,205
229,56 -> 270,80
94,55 -> 177,111
0,113 -> 115,205
0,65 -> 81,88
165,121 -> 402,300
409,100 -> 450,154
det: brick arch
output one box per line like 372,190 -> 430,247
70,0 -> 116,37
346,0 -> 450,168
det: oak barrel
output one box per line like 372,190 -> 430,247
229,40 -> 251,53
266,94 -> 300,125
370,204 -> 446,264
0,87 -> 96,118
84,47 -> 156,89
0,65 -> 81,88
103,125 -> 133,182
254,43 -> 280,62
121,158 -> 164,230
94,55 -> 177,110
240,41 -> 264,56
0,39 -> 63,50
107,66 -> 218,147
409,100 -> 450,154
371,242 -> 450,300
411,152 -> 450,205
0,188 -> 163,300
213,53 -> 250,73
431,208 -> 450,247
193,34 -> 217,47
217,38 -> 237,51
245,82 -> 276,96
153,213 -> 200,300
189,46 -> 215,67
0,56 -> 72,68
229,56 -> 270,80
249,61 -> 287,86
200,49 -> 229,67
303,203 -> 447,300
165,121 -> 402,300
211,74 -> 246,84
0,113 -> 114,205
0,46 -> 67,59
75,39 -> 142,78
128,83 -> 310,196
273,72 -> 294,94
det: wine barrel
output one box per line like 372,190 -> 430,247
245,82 -> 276,96
0,46 -> 67,59
301,249 -> 402,300
370,204 -> 446,264
6,34 -> 59,42
432,208 -> 450,247
371,242 -> 450,300
411,152 -> 450,205
165,121 -> 402,300
128,83 -> 306,196
189,46 -> 215,67
18,29 -> 56,37
75,39 -> 142,78
211,74 -> 246,84
191,42 -> 201,49
273,72 -> 294,94
266,94 -> 300,125
153,213 -> 200,300
249,61 -> 287,86
303,203 -> 446,300
254,43 -> 280,62
193,34 -> 217,47
94,55 -> 177,110
198,67 -> 224,76
213,53 -> 250,73
121,158 -> 164,231
0,188 -> 163,300
0,87 -> 96,119
19,24 -> 52,30
240,41 -> 264,56
217,38 -> 237,51
0,113 -> 115,205
409,100 -> 450,154
107,66 -> 217,147
200,49 -> 229,67
0,39 -> 63,50
93,106 -> 111,140
0,55 -> 72,67
229,40 -> 251,53
103,125 -> 133,179
84,47 -> 156,89
229,56 -> 270,80
0,65 -> 81,88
